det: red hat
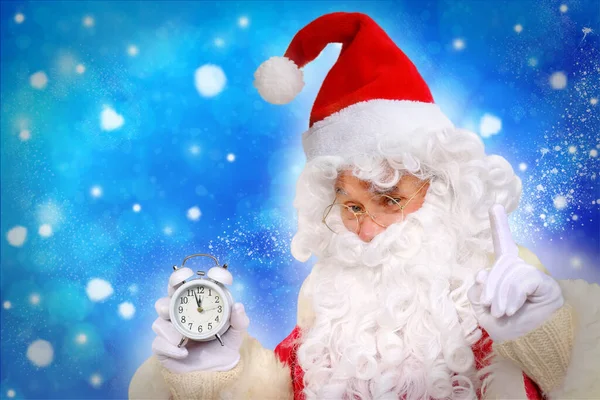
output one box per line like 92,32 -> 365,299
254,12 -> 454,160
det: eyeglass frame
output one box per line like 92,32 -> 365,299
321,180 -> 430,234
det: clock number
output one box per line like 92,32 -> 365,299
187,289 -> 193,296
208,323 -> 212,330
198,325 -> 203,333
217,306 -> 222,313
209,289 -> 212,296
181,316 -> 186,323
188,323 -> 193,330
178,306 -> 183,313
215,296 -> 220,304
199,287 -> 204,294
215,316 -> 219,322
180,297 -> 188,304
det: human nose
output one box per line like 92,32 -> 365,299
357,216 -> 386,242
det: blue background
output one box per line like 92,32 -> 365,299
1,0 -> 598,398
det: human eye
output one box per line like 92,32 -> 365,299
348,204 -> 364,213
382,195 -> 404,208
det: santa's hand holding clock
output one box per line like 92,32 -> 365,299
468,204 -> 564,343
151,268 -> 250,374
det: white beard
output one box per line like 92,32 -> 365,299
296,202 -> 489,400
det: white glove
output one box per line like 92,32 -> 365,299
468,204 -> 564,343
151,270 -> 250,374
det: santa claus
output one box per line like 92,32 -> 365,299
129,12 -> 600,400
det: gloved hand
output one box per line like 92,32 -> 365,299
152,268 -> 250,374
468,204 -> 564,343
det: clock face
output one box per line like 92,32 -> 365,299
170,280 -> 230,340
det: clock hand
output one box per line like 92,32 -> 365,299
194,293 -> 203,312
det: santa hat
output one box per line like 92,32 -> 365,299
253,12 -> 454,160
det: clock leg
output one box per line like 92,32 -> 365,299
177,336 -> 188,348
215,333 -> 224,346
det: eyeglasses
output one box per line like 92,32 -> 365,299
322,181 -> 429,234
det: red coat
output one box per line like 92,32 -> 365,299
274,326 -> 542,400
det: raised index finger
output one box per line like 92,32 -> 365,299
489,204 -> 518,258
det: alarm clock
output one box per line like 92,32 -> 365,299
168,253 -> 234,347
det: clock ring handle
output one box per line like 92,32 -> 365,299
181,253 -> 221,268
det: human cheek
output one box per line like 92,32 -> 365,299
342,218 -> 355,232
403,200 -> 425,216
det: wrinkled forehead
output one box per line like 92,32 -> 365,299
335,169 -> 420,195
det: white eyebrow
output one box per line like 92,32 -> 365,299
334,186 -> 349,196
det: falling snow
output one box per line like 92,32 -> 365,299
38,224 -> 53,237
194,64 -> 227,97
453,38 -> 465,50
189,144 -> 201,155
29,293 -> 40,305
187,206 -> 202,221
82,15 -> 94,27
30,71 -> 48,89
76,333 -> 88,344
100,106 -> 124,131
27,340 -> 54,367
549,71 -> 567,89
86,279 -> 114,302
479,113 -> 502,138
127,45 -> 139,57
19,129 -> 31,141
118,302 -> 135,319
553,195 -> 568,210
510,39 -> 600,243
89,373 -> 103,388
6,226 -> 27,247
90,185 -> 103,198
238,16 -> 250,28
528,57 -> 538,67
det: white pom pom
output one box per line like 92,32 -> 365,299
253,56 -> 304,105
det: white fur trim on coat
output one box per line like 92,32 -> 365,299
302,99 -> 454,160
